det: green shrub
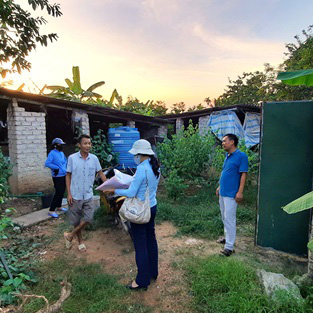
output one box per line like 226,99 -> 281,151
0,147 -> 12,204
91,129 -> 118,168
157,124 -> 259,198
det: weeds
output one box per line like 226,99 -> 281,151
185,255 -> 312,313
25,258 -> 150,313
156,184 -> 257,239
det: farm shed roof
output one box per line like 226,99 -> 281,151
0,88 -> 168,126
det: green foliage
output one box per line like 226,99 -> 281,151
157,122 -> 217,198
157,184 -> 257,238
0,147 -> 12,204
186,256 -> 310,313
215,26 -> 313,106
25,259 -> 150,313
46,66 -> 105,101
0,235 -> 40,306
91,129 -> 118,168
284,25 -> 313,71
0,0 -> 62,76
157,122 -> 259,199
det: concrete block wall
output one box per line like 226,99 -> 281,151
199,115 -> 210,136
176,118 -> 184,134
72,109 -> 90,135
127,120 -> 136,128
7,100 -> 52,194
157,125 -> 168,138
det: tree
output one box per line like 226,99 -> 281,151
0,0 -> 62,77
46,66 -> 105,101
171,102 -> 186,114
117,97 -> 167,116
212,26 -> 313,106
283,25 -> 313,71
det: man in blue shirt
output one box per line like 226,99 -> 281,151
216,134 -> 248,256
64,134 -> 106,251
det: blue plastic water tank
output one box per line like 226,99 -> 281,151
108,126 -> 140,169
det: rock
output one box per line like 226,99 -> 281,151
257,269 -> 303,303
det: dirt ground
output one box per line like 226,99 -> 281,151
1,197 -> 42,217
23,217 -> 308,313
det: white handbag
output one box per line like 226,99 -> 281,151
119,168 -> 151,224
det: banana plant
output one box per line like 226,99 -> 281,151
282,192 -> 313,252
46,66 -> 104,101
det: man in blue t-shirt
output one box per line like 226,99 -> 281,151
216,134 -> 248,257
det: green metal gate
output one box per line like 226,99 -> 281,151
256,101 -> 313,256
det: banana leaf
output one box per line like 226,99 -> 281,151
65,78 -> 74,90
277,69 -> 313,86
86,81 -> 105,92
72,66 -> 83,94
282,191 -> 313,214
308,239 -> 313,252
109,89 -> 118,104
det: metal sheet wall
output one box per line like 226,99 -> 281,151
256,101 -> 313,256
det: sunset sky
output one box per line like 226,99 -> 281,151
6,0 -> 313,108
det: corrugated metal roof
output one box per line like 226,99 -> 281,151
0,88 -> 168,125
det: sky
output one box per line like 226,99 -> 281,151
5,0 -> 313,108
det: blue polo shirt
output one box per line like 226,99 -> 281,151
219,149 -> 248,198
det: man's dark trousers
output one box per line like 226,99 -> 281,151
130,205 -> 158,287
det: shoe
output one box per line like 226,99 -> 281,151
220,249 -> 234,257
48,212 -> 59,218
216,238 -> 226,244
126,283 -> 148,291
59,207 -> 68,212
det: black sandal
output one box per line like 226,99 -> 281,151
220,249 -> 234,257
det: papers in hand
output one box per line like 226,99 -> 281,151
96,169 -> 133,191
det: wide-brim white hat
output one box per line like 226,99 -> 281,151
129,139 -> 155,155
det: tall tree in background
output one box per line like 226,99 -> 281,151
0,0 -> 62,77
214,26 -> 313,106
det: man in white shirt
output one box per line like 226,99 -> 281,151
64,134 -> 106,251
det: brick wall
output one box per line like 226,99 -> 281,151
72,109 -> 90,135
7,100 -> 52,194
157,125 -> 168,138
199,115 -> 210,136
176,118 -> 184,134
127,121 -> 136,128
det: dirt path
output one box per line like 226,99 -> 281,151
32,219 -> 307,313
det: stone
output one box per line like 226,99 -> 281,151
257,269 -> 304,303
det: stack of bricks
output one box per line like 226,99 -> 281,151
199,115 -> 210,136
7,100 -> 52,194
157,125 -> 168,138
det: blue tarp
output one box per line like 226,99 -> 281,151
208,110 -> 261,148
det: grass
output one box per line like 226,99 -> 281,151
25,257 -> 151,313
156,183 -> 257,239
185,255 -> 313,313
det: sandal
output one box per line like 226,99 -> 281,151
220,249 -> 234,257
48,212 -> 59,218
78,244 -> 87,251
216,238 -> 226,244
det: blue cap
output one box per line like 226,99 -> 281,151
52,138 -> 66,145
